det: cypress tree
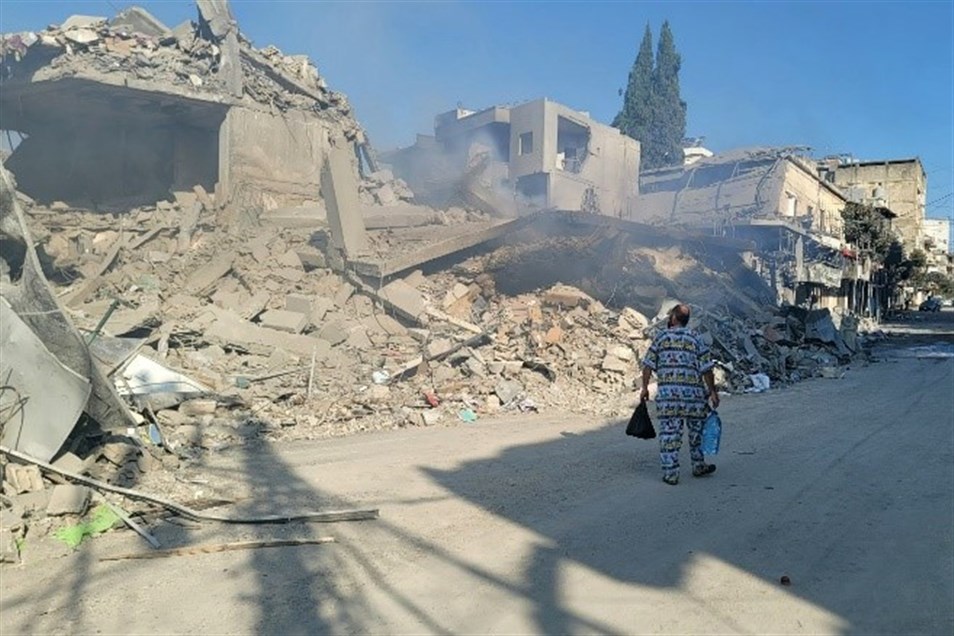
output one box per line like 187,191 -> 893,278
645,20 -> 687,170
612,24 -> 654,147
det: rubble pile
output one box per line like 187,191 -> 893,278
358,169 -> 415,207
1,9 -> 357,131
1,199 -> 872,558
17,199 -> 871,454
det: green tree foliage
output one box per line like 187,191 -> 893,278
914,271 -> 954,297
842,202 -> 895,259
612,24 -> 654,147
842,203 -> 931,289
645,21 -> 687,170
613,21 -> 687,171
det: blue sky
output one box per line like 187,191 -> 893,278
2,1 -> 952,222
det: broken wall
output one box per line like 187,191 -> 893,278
776,160 -> 847,241
833,160 -> 926,254
219,106 -> 332,212
2,81 -> 226,209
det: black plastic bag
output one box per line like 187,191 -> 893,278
625,400 -> 656,439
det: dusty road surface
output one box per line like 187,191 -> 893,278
2,311 -> 953,635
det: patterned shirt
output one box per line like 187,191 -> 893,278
641,326 -> 714,419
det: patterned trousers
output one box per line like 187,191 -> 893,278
659,417 -> 706,479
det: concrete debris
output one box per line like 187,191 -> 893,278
46,485 -> 91,516
5,464 -> 45,494
0,2 -> 892,565
109,7 -> 171,39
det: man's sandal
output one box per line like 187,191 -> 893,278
692,464 -> 717,477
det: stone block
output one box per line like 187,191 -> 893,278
310,297 -> 335,325
426,338 -> 454,359
47,485 -> 91,516
543,284 -> 592,308
601,355 -> 630,374
378,280 -> 426,321
285,294 -> 313,315
260,309 -> 308,334
443,283 -> 472,309
4,464 -> 44,494
334,282 -> 355,308
495,379 -> 523,405
420,410 -> 442,426
276,250 -> 304,270
51,452 -> 86,476
346,327 -> 373,350
10,490 -> 50,514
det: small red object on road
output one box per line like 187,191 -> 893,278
423,392 -> 440,408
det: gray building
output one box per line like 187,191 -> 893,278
383,99 -> 640,218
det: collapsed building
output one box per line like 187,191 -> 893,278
383,99 -> 640,218
635,147 -> 889,316
0,3 -> 884,558
0,4 -> 382,217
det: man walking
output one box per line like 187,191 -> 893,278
640,304 -> 719,485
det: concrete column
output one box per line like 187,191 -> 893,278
216,109 -> 233,203
321,138 -> 367,258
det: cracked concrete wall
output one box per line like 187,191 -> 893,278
219,106 -> 333,213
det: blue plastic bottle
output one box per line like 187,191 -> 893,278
701,411 -> 722,456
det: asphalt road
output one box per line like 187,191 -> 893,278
2,311 -> 953,635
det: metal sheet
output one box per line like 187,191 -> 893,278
0,297 -> 91,461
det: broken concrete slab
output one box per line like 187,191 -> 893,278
495,379 -> 524,405
100,441 -> 140,467
334,282 -> 355,308
318,320 -> 352,346
276,250 -> 304,270
310,297 -> 334,325
345,327 -> 373,350
285,294 -> 313,315
352,215 -> 537,278
62,15 -> 106,30
51,452 -> 86,476
544,284 -> 593,309
426,338 -> 454,360
203,307 -> 332,359
185,253 -> 235,295
376,279 -> 426,323
47,485 -> 91,517
443,283 -> 472,309
362,313 -> 408,337
601,354 -> 630,374
321,138 -> 367,257
259,309 -> 308,334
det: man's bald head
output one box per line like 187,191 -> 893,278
668,303 -> 691,327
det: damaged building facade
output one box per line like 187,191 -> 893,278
635,148 -> 884,314
383,99 -> 640,218
818,157 -> 927,256
0,4 -> 368,217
